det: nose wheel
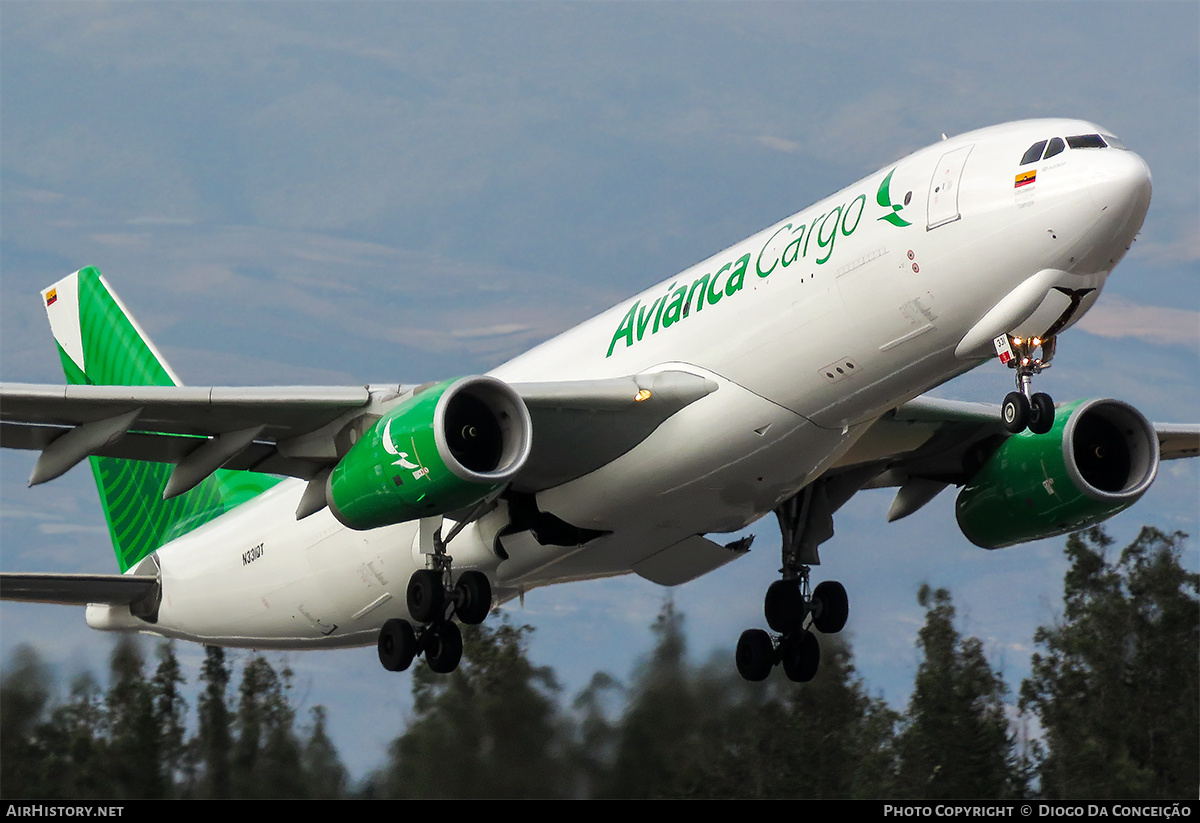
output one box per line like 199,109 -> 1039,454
996,334 -> 1056,435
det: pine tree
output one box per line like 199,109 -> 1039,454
194,645 -> 232,798
35,672 -> 108,799
601,599 -> 698,797
0,645 -> 53,798
382,616 -> 566,798
232,654 -> 305,798
105,636 -> 164,798
896,585 -> 1022,798
660,634 -> 897,798
301,706 -> 349,798
1020,527 -> 1199,798
151,641 -> 188,796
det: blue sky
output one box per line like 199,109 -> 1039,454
2,2 -> 1197,780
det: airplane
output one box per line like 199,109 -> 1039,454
2,118 -> 1196,684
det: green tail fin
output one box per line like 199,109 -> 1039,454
43,267 -> 280,572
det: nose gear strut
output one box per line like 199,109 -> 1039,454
997,333 -> 1056,435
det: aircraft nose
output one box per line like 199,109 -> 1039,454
1088,149 -> 1152,223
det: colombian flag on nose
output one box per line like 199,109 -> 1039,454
1014,170 -> 1036,188
45,288 -> 57,306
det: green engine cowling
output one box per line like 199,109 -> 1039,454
956,399 -> 1160,549
326,376 -> 532,530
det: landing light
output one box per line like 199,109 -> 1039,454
635,389 -> 652,402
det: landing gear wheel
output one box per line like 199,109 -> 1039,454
407,569 -> 445,624
424,621 -> 463,674
454,571 -> 492,625
377,618 -> 417,672
764,580 -> 806,633
811,580 -> 849,634
780,630 -> 821,683
1028,392 -> 1055,435
736,629 -> 775,682
1002,391 -> 1030,434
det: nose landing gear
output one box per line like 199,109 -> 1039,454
996,334 -> 1056,435
376,517 -> 494,674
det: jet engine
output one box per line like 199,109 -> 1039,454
956,399 -> 1159,549
327,376 -> 532,530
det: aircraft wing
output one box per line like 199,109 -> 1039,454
0,371 -> 715,494
823,395 -> 1199,523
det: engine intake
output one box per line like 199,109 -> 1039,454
327,376 -> 532,530
956,399 -> 1159,549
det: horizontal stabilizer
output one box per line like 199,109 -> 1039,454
0,573 -> 159,618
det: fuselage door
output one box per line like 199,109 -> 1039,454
927,144 -> 973,230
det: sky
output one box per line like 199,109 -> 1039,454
2,2 -> 1197,781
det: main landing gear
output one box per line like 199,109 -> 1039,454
736,485 -> 851,683
997,334 -> 1056,435
376,520 -> 493,675
737,571 -> 849,683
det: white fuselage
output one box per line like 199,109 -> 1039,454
95,119 -> 1151,649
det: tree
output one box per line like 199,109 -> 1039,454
659,634 -> 898,798
301,706 -> 349,798
104,636 -> 164,798
36,672 -> 109,799
151,642 -> 188,795
1020,527 -> 1199,798
0,645 -> 53,798
381,616 -> 567,798
231,654 -> 304,798
194,645 -> 232,798
600,599 -> 698,797
896,585 -> 1023,798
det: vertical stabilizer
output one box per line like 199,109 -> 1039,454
43,267 -> 279,572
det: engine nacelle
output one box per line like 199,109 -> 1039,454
327,376 -> 532,530
956,399 -> 1159,549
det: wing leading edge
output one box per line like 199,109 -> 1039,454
0,371 -> 717,497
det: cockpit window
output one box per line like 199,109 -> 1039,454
1102,134 -> 1127,150
1020,140 -> 1047,165
1067,133 -> 1107,149
1020,132 -> 1112,166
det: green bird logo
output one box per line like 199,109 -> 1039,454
877,168 -> 911,227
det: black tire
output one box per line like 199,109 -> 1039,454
811,580 -> 849,634
781,630 -> 821,683
407,569 -> 444,624
454,571 -> 492,625
1028,393 -> 1055,434
735,628 -> 775,682
425,621 -> 463,674
764,579 -> 806,633
1002,391 -> 1030,434
377,618 -> 417,672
